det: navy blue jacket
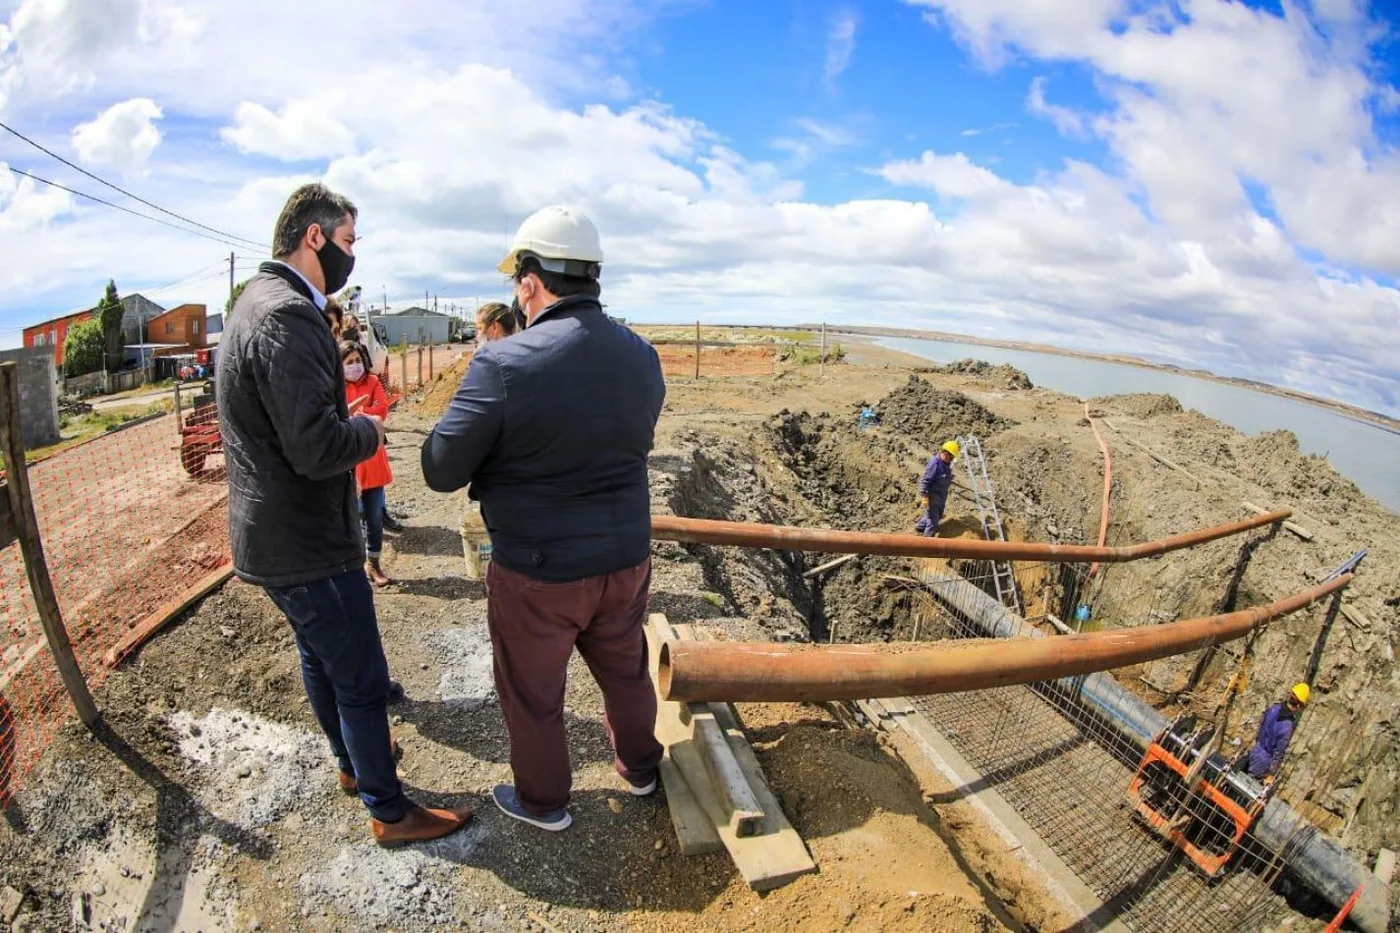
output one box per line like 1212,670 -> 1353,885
1247,702 -> 1296,778
421,296 -> 665,582
920,454 -> 955,501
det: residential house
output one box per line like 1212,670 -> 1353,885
145,303 -> 209,350
22,310 -> 95,367
22,293 -> 168,371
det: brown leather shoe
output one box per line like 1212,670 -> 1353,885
337,739 -> 403,794
371,804 -> 473,847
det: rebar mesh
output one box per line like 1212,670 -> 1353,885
901,555 -> 1344,933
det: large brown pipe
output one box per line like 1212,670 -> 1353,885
651,510 -> 1289,564
658,575 -> 1348,702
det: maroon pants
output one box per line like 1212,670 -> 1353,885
486,557 -> 663,815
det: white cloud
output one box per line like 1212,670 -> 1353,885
905,0 -> 1400,275
825,9 -> 858,85
71,98 -> 164,173
877,151 -> 1009,200
960,122 -> 1015,137
0,0 -> 1398,417
1026,76 -> 1084,136
221,99 -> 356,161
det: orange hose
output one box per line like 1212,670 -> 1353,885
1085,403 -> 1112,577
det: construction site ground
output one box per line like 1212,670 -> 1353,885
1,335 -> 1396,931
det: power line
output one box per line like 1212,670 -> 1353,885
5,167 -> 262,252
0,120 -> 270,252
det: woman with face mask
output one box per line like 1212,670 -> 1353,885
342,341 -> 393,586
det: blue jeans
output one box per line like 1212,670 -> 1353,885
361,486 -> 386,559
264,569 -> 409,822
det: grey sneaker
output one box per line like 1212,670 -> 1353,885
491,785 -> 572,832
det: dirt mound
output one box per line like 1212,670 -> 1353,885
1232,429 -> 1366,509
918,359 -> 1033,391
413,352 -> 471,417
1094,393 -> 1183,418
878,377 -> 1017,449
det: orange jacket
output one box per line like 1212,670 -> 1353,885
345,375 -> 392,491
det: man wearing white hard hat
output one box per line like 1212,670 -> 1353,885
422,206 -> 666,832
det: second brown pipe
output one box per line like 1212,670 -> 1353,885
658,575 -> 1348,702
652,510 -> 1289,564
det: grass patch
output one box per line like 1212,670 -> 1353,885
779,341 -> 845,365
14,399 -> 176,464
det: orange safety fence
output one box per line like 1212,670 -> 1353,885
1,402 -> 230,806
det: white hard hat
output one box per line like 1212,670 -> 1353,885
497,205 -> 604,278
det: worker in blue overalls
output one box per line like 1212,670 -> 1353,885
915,440 -> 960,537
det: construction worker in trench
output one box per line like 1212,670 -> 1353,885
915,440 -> 960,537
1237,682 -> 1309,784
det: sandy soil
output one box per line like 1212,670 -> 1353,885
0,333 -> 1394,931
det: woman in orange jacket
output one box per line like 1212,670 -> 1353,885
342,341 -> 393,586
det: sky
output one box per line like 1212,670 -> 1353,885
1,0 -> 1399,415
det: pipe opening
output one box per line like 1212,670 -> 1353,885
657,641 -> 673,700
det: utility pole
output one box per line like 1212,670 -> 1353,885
382,285 -> 388,313
229,252 -> 236,308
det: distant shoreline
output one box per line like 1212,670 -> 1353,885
652,322 -> 1400,436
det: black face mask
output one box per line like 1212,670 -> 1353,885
316,238 -> 355,295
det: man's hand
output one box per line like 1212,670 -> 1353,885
357,414 -> 386,447
1263,774 -> 1276,787
918,495 -> 929,508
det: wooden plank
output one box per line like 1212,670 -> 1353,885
1241,500 -> 1313,541
658,754 -> 722,856
802,553 -> 857,579
646,616 -> 815,890
0,363 -> 99,726
1102,419 -> 1199,489
104,563 -> 235,666
1339,604 -> 1371,633
646,618 -> 724,856
683,704 -> 766,836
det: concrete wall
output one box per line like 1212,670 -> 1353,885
0,347 -> 60,450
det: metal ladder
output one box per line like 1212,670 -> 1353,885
957,435 -> 1023,615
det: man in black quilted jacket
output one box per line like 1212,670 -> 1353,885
218,183 -> 470,846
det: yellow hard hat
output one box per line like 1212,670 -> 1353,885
941,440 -> 961,458
1290,683 -> 1310,705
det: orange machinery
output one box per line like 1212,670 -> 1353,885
1128,716 -> 1270,878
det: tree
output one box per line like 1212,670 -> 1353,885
225,278 -> 249,316
96,280 -> 125,372
63,319 -> 105,377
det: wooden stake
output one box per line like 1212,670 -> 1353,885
802,553 -> 857,579
0,363 -> 99,726
694,321 -> 701,380
819,322 -> 827,378
1102,419 -> 1199,489
1241,500 -> 1313,541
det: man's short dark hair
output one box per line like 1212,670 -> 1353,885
515,257 -> 601,300
272,183 -> 357,258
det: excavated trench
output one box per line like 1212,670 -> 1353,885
662,407 -> 1366,933
666,407 -> 1084,646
